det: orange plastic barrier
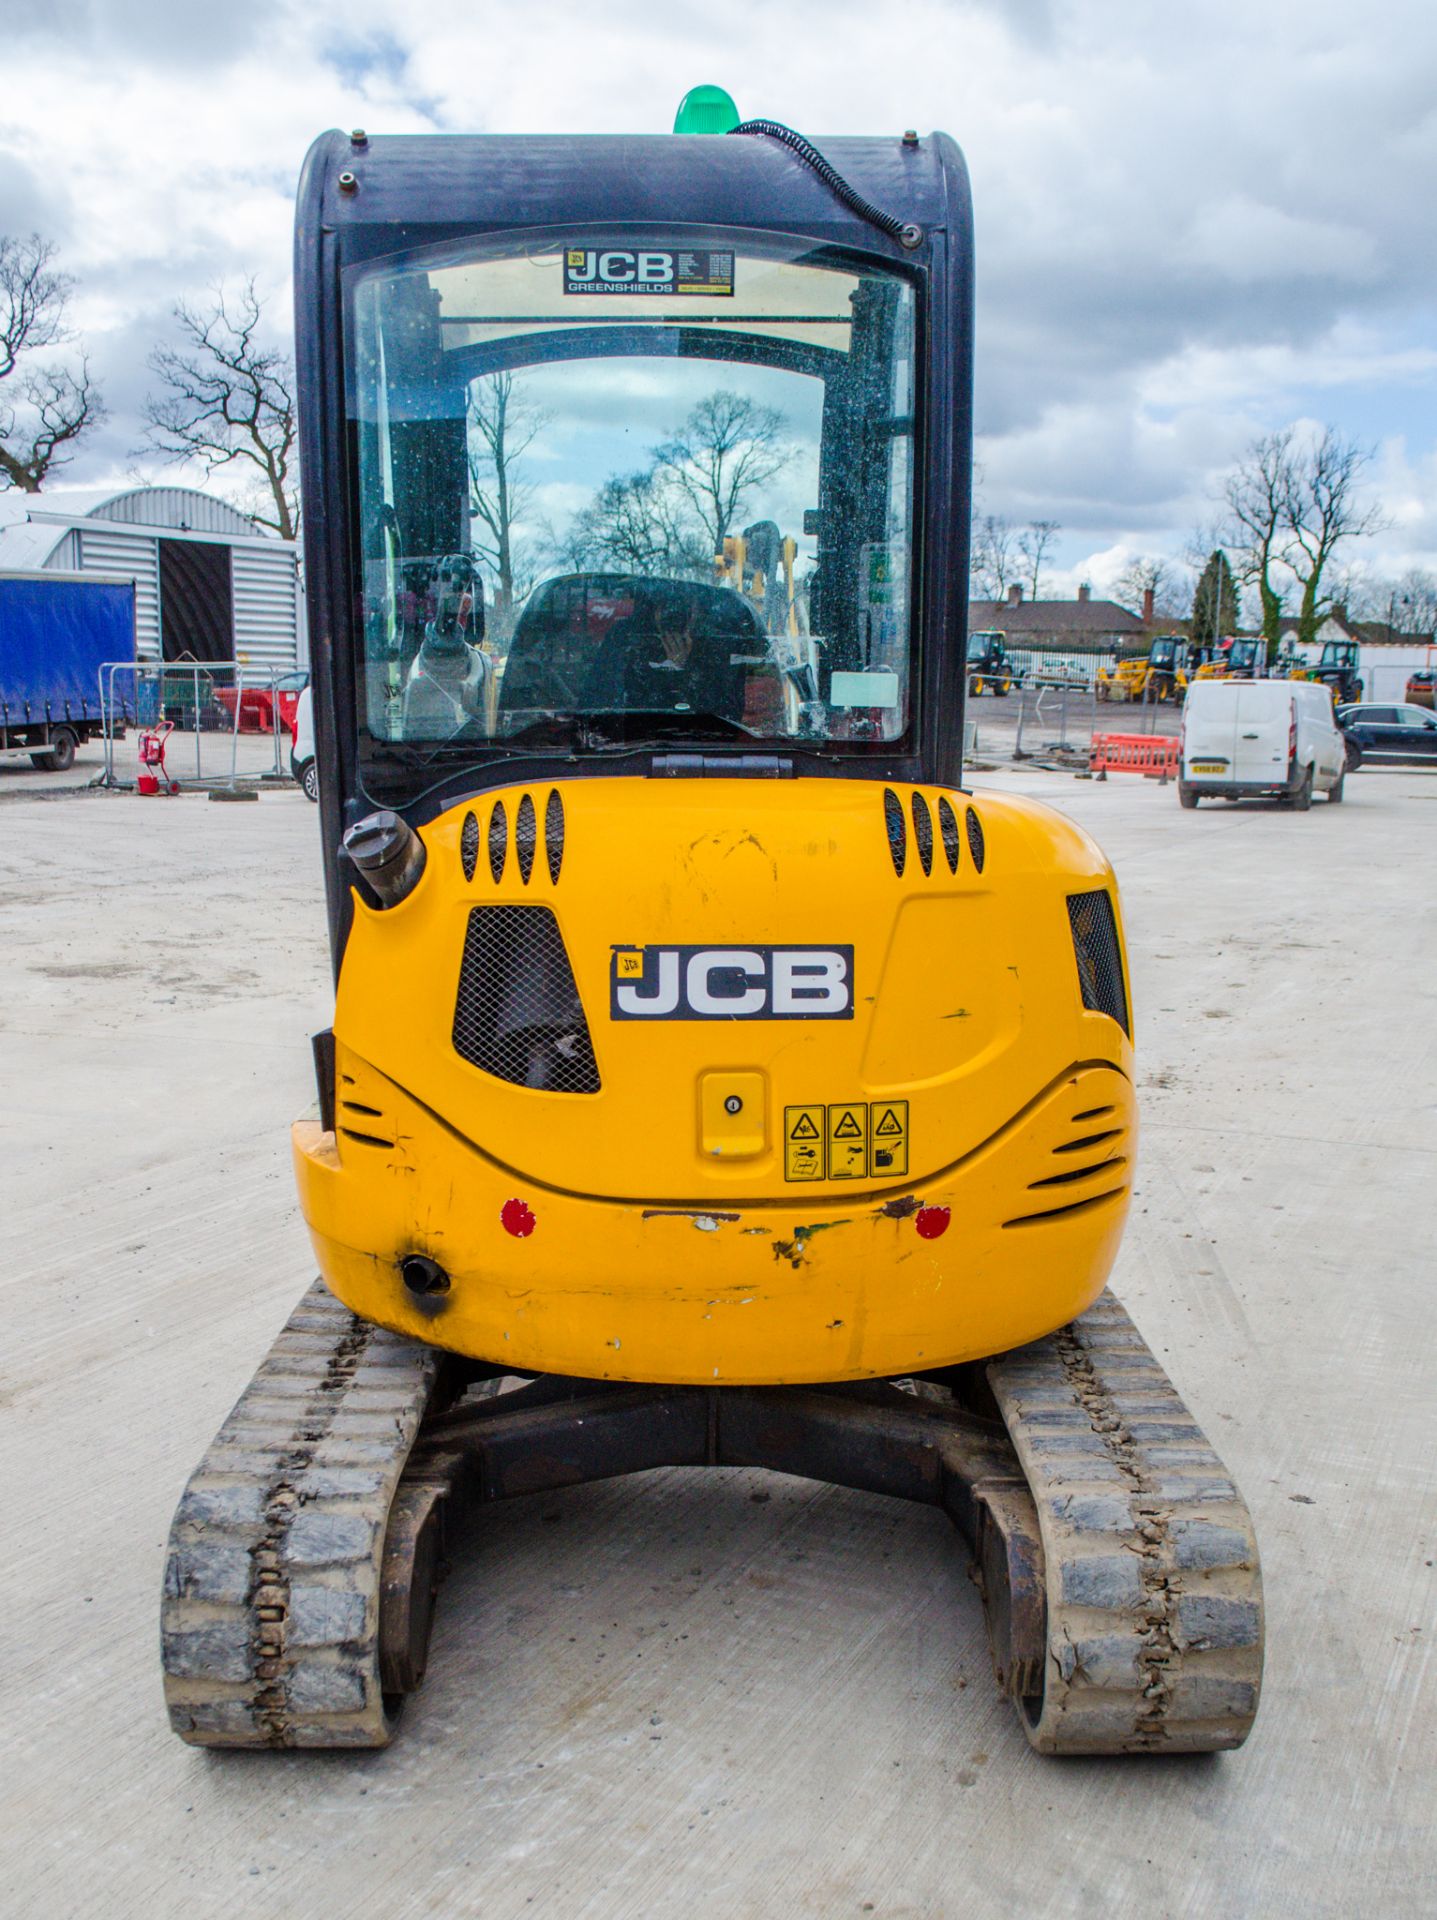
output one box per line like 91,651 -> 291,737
1090,733 -> 1181,781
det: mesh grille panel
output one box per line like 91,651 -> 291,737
883,788 -> 907,876
966,805 -> 986,873
460,810 -> 479,882
453,906 -> 601,1092
1067,890 -> 1129,1035
937,797 -> 961,873
911,793 -> 933,875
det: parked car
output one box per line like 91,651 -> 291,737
1179,678 -> 1347,809
1404,669 -> 1434,710
290,686 -> 318,801
1335,702 -> 1437,765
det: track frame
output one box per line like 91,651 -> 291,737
163,1286 -> 1261,1756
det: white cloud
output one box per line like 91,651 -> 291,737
0,0 -> 1433,581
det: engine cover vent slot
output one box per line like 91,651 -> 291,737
1002,1187 -> 1127,1229
911,793 -> 933,875
460,810 -> 479,882
545,788 -> 565,884
966,804 -> 985,873
488,801 -> 507,883
515,793 -> 538,884
1067,889 -> 1130,1035
937,797 -> 961,873
883,788 -> 907,876
453,905 -> 600,1094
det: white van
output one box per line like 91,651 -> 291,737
1179,679 -> 1347,809
290,686 -> 318,802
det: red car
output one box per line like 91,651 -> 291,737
215,669 -> 310,733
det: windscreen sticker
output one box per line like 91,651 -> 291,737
565,248 -> 735,296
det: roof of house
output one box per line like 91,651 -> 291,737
1275,609 -> 1434,648
969,594 -> 1148,638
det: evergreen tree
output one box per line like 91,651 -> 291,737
1191,550 -> 1240,648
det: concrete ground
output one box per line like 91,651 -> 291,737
2,758 -> 1433,1920
0,725 -> 291,798
966,681 -> 1182,764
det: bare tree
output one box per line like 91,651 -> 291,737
969,512 -> 1017,600
0,234 -> 104,492
468,372 -> 548,634
1113,554 -> 1188,618
1282,428 -> 1384,647
143,280 -> 297,538
1336,565 -> 1437,637
565,468 -> 710,579
1220,431 -> 1293,662
1016,519 -> 1060,600
654,391 -> 789,558
1392,568 -> 1437,635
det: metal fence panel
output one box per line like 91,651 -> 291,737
97,661 -> 300,790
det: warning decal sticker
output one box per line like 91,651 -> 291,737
783,1105 -> 824,1183
871,1101 -> 909,1178
564,248 -> 735,297
826,1104 -> 869,1181
781,1100 -> 911,1182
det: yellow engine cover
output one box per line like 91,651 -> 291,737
293,777 -> 1137,1383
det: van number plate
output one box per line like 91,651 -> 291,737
1191,762 -> 1227,773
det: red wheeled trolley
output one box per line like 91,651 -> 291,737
136,720 -> 180,795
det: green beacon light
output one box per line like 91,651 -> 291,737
673,85 -> 741,134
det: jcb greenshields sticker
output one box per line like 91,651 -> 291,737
564,248 -> 735,296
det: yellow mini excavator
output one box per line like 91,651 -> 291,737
162,96 -> 1263,1757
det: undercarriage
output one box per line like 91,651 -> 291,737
163,1283 -> 1262,1755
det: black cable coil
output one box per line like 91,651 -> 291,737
728,121 -> 922,249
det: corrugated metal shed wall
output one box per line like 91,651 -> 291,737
232,543 -> 300,669
77,526 -> 162,659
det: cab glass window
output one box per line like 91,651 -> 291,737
346,239 -> 917,774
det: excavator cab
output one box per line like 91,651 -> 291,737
1145,635 -> 1187,701
1310,639 -> 1363,703
162,108 -> 1262,1760
966,628 -> 1014,696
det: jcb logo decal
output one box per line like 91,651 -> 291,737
610,945 -> 853,1020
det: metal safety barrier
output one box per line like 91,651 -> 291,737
1089,733 -> 1181,781
96,661 -> 302,792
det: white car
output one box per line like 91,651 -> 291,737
1179,679 -> 1347,809
290,686 -> 318,802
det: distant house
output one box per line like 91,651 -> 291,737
969,584 -> 1165,654
0,484 -> 304,672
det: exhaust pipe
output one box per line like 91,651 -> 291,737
344,810 -> 426,907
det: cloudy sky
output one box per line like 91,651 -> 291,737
2,0 -> 1434,601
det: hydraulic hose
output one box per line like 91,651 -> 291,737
727,120 -> 923,249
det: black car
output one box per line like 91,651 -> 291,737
1335,702 -> 1437,764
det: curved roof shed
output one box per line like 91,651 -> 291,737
0,485 -> 304,669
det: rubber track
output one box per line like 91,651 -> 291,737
162,1281 -> 440,1748
988,1289 -> 1263,1753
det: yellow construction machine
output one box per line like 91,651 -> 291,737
162,96 -> 1262,1760
1190,637 -> 1262,685
1096,635 -> 1188,703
